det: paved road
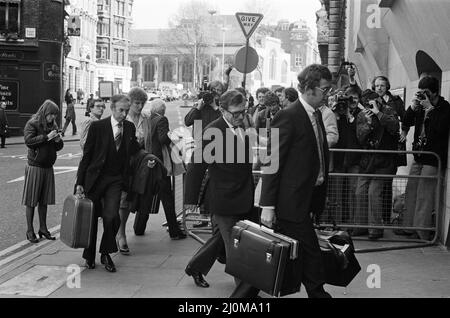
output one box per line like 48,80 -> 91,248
0,100 -> 193,251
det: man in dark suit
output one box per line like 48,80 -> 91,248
184,90 -> 257,297
75,94 -> 140,272
260,64 -> 333,298
148,100 -> 186,240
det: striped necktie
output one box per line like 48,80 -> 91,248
115,122 -> 123,151
313,110 -> 326,185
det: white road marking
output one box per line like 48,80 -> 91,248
7,166 -> 78,183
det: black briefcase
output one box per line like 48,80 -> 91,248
316,229 -> 361,287
225,220 -> 298,297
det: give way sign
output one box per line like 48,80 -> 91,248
235,12 -> 264,39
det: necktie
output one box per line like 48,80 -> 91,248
115,122 -> 123,151
313,110 -> 326,185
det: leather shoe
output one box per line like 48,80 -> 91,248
185,267 -> 209,288
100,254 -> 116,272
170,231 -> 187,240
85,259 -> 95,269
116,237 -> 130,255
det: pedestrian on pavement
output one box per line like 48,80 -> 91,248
75,94 -> 140,272
0,101 -> 9,148
260,64 -> 333,298
86,93 -> 95,116
79,99 -> 105,150
62,88 -> 77,136
147,99 -> 186,240
22,100 -> 64,243
248,87 -> 269,119
184,90 -> 258,297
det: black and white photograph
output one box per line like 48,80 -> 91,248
0,0 -> 449,305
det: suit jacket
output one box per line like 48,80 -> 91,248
76,116 -> 140,193
149,113 -> 172,162
184,117 -> 254,216
259,99 -> 329,223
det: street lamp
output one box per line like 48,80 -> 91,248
208,10 -> 217,82
221,25 -> 228,83
192,41 -> 197,90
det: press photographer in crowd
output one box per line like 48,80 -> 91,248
354,89 -> 400,239
401,75 -> 450,240
323,86 -> 363,224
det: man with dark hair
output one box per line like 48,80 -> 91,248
401,75 -> 450,240
255,91 -> 280,131
86,94 -> 95,115
75,94 -> 140,272
80,99 -> 105,150
260,64 -> 332,298
274,86 -> 284,102
354,89 -> 399,239
248,87 -> 270,117
184,89 -> 257,297
281,87 -> 299,108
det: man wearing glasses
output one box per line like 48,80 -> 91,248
184,90 -> 258,297
80,99 -> 105,150
260,64 -> 333,298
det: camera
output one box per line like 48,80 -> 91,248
329,93 -> 355,113
412,136 -> 427,152
197,90 -> 214,106
416,91 -> 427,101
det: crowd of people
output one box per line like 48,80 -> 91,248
17,62 -> 450,298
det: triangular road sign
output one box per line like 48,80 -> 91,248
235,12 -> 264,39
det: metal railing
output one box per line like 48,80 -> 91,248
176,149 -> 444,252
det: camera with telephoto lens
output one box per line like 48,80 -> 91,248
329,92 -> 355,113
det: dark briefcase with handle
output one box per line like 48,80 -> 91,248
225,220 -> 298,297
60,195 -> 94,249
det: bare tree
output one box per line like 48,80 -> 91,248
158,0 -> 215,89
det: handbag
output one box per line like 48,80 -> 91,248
316,228 -> 361,287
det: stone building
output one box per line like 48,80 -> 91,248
64,0 -> 98,98
0,0 -> 65,130
95,0 -> 133,94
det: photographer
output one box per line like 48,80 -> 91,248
324,86 -> 363,224
401,76 -> 450,240
354,89 -> 400,239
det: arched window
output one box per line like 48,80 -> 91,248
269,50 -> 277,80
144,60 -> 155,81
281,60 -> 288,83
131,61 -> 138,81
162,60 -> 173,82
182,61 -> 193,83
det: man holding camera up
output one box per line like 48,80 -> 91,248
354,89 -> 399,239
401,76 -> 450,240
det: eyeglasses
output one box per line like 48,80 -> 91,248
316,86 -> 333,95
223,108 -> 246,119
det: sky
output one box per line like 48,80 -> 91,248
131,0 -> 322,37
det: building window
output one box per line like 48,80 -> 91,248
281,61 -> 288,83
97,18 -> 110,36
144,61 -> 155,81
115,0 -> 124,16
269,51 -> 276,80
113,48 -> 119,65
101,47 -> 108,59
295,54 -> 302,67
281,23 -> 289,31
131,61 -> 138,81
119,49 -> 124,66
115,20 -> 124,38
0,0 -> 20,37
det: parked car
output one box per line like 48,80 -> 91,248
147,92 -> 159,101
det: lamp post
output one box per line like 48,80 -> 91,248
221,26 -> 227,83
208,10 -> 217,82
193,41 -> 197,90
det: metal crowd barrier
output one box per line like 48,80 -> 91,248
176,149 -> 443,252
321,149 -> 442,253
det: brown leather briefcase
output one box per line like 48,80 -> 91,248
225,220 -> 298,297
60,195 -> 94,249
